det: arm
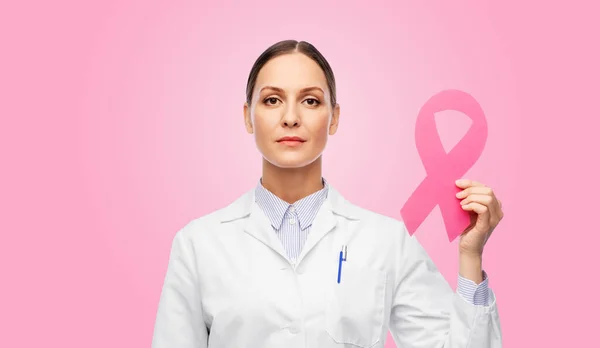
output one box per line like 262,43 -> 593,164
388,227 -> 502,348
457,253 -> 490,306
152,227 -> 208,348
457,272 -> 490,306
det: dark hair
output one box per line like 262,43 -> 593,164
245,40 -> 337,107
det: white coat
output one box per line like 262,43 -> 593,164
152,185 -> 502,348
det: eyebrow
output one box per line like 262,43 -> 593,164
259,86 -> 325,94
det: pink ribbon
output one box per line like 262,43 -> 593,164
400,89 -> 488,241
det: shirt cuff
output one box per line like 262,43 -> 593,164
457,270 -> 490,306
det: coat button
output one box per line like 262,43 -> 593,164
287,323 -> 301,334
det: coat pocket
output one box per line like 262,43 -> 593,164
324,262 -> 387,347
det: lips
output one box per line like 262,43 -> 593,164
277,136 -> 306,142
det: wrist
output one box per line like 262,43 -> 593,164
459,252 -> 483,284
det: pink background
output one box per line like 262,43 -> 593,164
1,0 -> 598,347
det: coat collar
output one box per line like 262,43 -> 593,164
218,184 -> 362,264
219,184 -> 361,224
254,178 -> 329,231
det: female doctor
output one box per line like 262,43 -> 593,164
152,40 -> 503,348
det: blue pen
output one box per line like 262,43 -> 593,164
337,245 -> 347,284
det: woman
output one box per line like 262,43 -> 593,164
152,40 -> 503,348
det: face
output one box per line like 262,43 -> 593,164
243,53 -> 340,169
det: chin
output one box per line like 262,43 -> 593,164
265,152 -> 320,169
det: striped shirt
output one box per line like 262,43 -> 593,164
254,178 -> 490,306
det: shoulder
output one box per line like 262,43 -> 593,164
175,188 -> 254,241
356,205 -> 405,229
327,185 -> 410,238
341,196 -> 411,244
343,197 -> 434,275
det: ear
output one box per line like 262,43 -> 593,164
329,103 -> 340,135
243,102 -> 254,134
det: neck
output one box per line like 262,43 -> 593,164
261,156 -> 324,204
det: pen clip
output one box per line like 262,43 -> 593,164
337,245 -> 347,284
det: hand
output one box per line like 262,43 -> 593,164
455,179 -> 504,257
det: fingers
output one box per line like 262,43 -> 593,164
459,194 -> 494,207
456,186 -> 493,199
455,179 -> 485,189
456,180 -> 504,227
461,202 -> 491,225
460,193 -> 501,225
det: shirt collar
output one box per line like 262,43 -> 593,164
254,178 -> 329,230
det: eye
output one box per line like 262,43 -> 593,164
303,98 -> 320,106
264,97 -> 280,105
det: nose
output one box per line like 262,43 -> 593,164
281,105 -> 300,128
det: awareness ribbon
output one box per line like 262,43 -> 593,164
400,89 -> 488,242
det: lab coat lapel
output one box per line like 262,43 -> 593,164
220,188 -> 289,263
222,185 -> 361,266
244,201 -> 289,262
296,197 -> 337,264
296,186 -> 360,265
